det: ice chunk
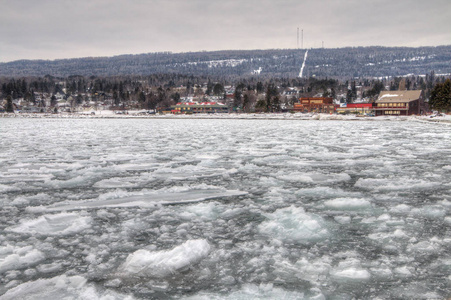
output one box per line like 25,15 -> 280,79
10,193 -> 50,207
410,205 -> 446,219
37,262 -> 63,274
368,228 -> 410,243
93,177 -> 141,188
407,240 -> 439,254
295,187 -> 362,199
0,275 -> 135,299
394,266 -> 413,278
389,204 -> 411,214
354,178 -> 439,191
0,246 -> 45,274
179,201 -> 220,221
331,268 -> 371,282
334,216 -> 351,224
277,172 -> 351,184
182,283 -> 324,300
324,198 -> 372,211
294,257 -> 332,283
331,259 -> 371,283
152,165 -> 229,180
258,206 -> 329,243
119,239 -> 211,278
6,212 -> 92,236
370,266 -> 393,281
0,174 -> 53,183
47,188 -> 247,211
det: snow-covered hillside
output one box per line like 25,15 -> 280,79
1,46 -> 450,78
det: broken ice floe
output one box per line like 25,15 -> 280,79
0,245 -> 45,274
6,212 -> 92,236
258,206 -> 329,243
182,283 -> 325,300
0,275 -> 134,300
330,258 -> 371,284
323,198 -> 372,211
118,239 -> 211,278
45,187 -> 247,211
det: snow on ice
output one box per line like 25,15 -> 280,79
1,275 -> 135,300
1,117 -> 451,299
258,206 -> 330,243
6,212 -> 92,236
118,239 -> 211,278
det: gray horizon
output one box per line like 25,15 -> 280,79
1,0 -> 450,63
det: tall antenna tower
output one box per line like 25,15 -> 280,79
297,28 -> 299,49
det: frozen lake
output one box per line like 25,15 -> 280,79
0,118 -> 450,299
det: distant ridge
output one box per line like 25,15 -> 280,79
1,46 -> 450,78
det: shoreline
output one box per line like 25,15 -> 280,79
1,112 -> 450,123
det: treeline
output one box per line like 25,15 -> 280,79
2,72 -> 449,111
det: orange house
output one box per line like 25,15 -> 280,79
293,97 -> 335,113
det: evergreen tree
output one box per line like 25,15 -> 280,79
256,82 -> 264,94
138,91 -> 146,103
6,95 -> 14,112
113,91 -> 120,106
171,92 -> 181,103
206,80 -> 213,96
346,89 -> 354,103
265,84 -> 279,112
233,83 -> 245,110
242,94 -> 249,112
146,92 -> 158,110
429,79 -> 451,112
76,94 -> 83,105
255,99 -> 266,112
50,94 -> 58,107
366,81 -> 385,100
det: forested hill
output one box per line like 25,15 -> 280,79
1,46 -> 450,79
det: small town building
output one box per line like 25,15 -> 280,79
171,102 -> 228,114
292,97 -> 335,113
336,103 -> 375,115
374,90 -> 425,116
21,106 -> 42,113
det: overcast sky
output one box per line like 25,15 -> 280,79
1,0 -> 450,62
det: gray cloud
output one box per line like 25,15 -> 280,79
1,0 -> 450,62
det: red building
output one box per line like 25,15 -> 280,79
336,103 -> 375,115
292,97 -> 335,113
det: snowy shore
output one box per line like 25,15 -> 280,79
2,111 -> 451,123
